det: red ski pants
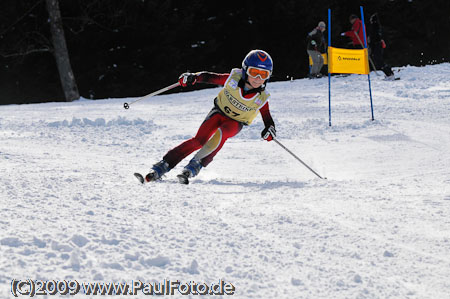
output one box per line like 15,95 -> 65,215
163,108 -> 243,169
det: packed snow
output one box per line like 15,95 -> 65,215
1,63 -> 450,298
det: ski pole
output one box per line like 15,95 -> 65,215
272,137 -> 327,180
123,82 -> 180,109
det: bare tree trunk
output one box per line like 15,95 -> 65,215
45,0 -> 79,102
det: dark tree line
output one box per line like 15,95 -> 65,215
0,0 -> 449,105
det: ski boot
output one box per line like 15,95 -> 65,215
146,160 -> 170,182
134,160 -> 170,184
177,159 -> 203,185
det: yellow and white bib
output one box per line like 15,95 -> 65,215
216,68 -> 270,125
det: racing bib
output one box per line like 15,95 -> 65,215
216,68 -> 270,125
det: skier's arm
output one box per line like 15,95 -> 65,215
343,21 -> 360,38
310,33 -> 319,50
344,30 -> 355,38
260,102 -> 276,141
196,72 -> 229,86
260,102 -> 275,129
308,29 -> 324,51
178,72 -> 229,87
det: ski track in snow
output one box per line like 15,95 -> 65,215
1,64 -> 450,298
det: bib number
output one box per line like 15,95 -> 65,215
224,106 -> 240,117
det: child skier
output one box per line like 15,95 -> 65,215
136,49 -> 276,184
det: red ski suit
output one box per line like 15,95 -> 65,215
163,71 -> 275,169
344,18 -> 366,47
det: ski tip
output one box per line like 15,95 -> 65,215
177,174 -> 189,185
134,173 -> 145,184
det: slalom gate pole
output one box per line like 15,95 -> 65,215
123,82 -> 180,109
360,6 -> 375,121
328,8 -> 332,126
272,138 -> 327,180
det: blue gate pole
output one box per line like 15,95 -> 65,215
328,8 -> 332,126
360,6 -> 375,121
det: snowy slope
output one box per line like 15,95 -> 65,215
1,64 -> 450,298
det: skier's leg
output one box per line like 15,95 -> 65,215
178,122 -> 241,183
176,115 -> 242,184
316,53 -> 324,76
184,118 -> 243,177
145,109 -> 222,182
308,50 -> 322,75
371,45 -> 384,70
162,109 -> 222,169
382,64 -> 394,77
179,129 -> 223,179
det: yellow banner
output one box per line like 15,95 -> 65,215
309,53 -> 328,66
328,47 -> 369,75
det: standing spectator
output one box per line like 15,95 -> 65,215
307,21 -> 327,78
341,14 -> 365,49
367,13 -> 396,80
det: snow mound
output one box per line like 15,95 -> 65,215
46,116 -> 152,128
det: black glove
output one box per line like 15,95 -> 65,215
178,73 -> 197,87
261,125 -> 276,142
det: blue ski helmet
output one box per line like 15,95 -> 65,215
242,50 -> 273,80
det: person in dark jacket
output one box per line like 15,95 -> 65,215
367,13 -> 396,80
306,21 -> 327,78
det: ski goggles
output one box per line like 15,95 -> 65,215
246,67 -> 271,80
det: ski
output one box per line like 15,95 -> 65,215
177,173 -> 189,185
134,172 -> 158,184
134,172 -> 190,185
134,172 -> 145,184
